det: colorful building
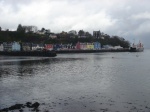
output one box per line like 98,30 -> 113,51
45,44 -> 53,50
80,43 -> 87,50
76,42 -> 87,50
76,42 -> 80,49
94,42 -> 101,49
53,44 -> 61,50
12,42 -> 21,51
87,43 -> 94,49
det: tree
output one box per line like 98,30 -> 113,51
78,30 -> 85,36
41,28 -> 45,32
17,24 -> 25,33
0,27 -> 1,31
23,25 -> 38,33
85,32 -> 92,38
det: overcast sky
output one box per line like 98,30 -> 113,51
0,0 -> 150,48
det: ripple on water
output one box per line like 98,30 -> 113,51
0,51 -> 150,112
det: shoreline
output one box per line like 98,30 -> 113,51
56,48 -> 130,54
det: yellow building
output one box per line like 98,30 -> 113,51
87,43 -> 94,49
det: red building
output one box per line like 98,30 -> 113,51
76,42 -> 80,49
45,44 -> 53,50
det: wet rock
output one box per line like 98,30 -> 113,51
0,104 -> 23,112
8,104 -> 23,110
1,108 -> 9,112
19,109 -> 23,112
31,108 -> 39,112
32,102 -> 40,108
0,102 -> 40,112
26,102 -> 32,108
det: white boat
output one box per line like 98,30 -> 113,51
130,41 -> 144,52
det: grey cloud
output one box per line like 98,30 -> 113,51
0,0 -> 32,12
0,0 -> 150,48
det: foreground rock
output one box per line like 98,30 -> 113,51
0,102 -> 40,112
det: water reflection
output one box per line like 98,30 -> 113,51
0,51 -> 150,112
0,56 -> 85,78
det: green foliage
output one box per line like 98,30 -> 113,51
78,30 -> 85,36
0,30 -> 130,48
17,24 -> 25,33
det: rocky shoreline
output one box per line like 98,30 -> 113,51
0,102 -> 40,112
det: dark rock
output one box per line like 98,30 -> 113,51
31,108 -> 39,112
26,102 -> 32,108
1,108 -> 9,112
19,109 -> 23,112
32,102 -> 40,108
8,104 -> 23,110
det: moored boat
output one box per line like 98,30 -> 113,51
130,41 -> 144,52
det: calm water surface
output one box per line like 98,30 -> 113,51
0,50 -> 150,112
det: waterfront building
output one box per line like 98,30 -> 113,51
60,44 -> 73,50
32,44 -> 44,51
103,45 -> 113,49
113,46 -> 123,49
22,43 -> 32,51
87,43 -> 94,50
71,44 -> 76,49
3,42 -> 13,51
81,43 -> 87,50
76,42 -> 80,49
12,42 -> 21,51
68,44 -> 75,49
0,43 -> 4,51
76,42 -> 87,50
53,44 -> 61,50
45,44 -> 53,50
94,42 -> 101,49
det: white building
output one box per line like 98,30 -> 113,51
49,34 -> 57,39
113,46 -> 123,49
0,44 -> 3,51
3,42 -> 13,51
31,44 -> 44,51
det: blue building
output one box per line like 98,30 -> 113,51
12,42 -> 21,51
94,42 -> 101,49
53,44 -> 61,50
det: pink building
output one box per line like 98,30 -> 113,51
76,42 -> 87,50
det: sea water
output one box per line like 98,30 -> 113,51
0,50 -> 150,112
